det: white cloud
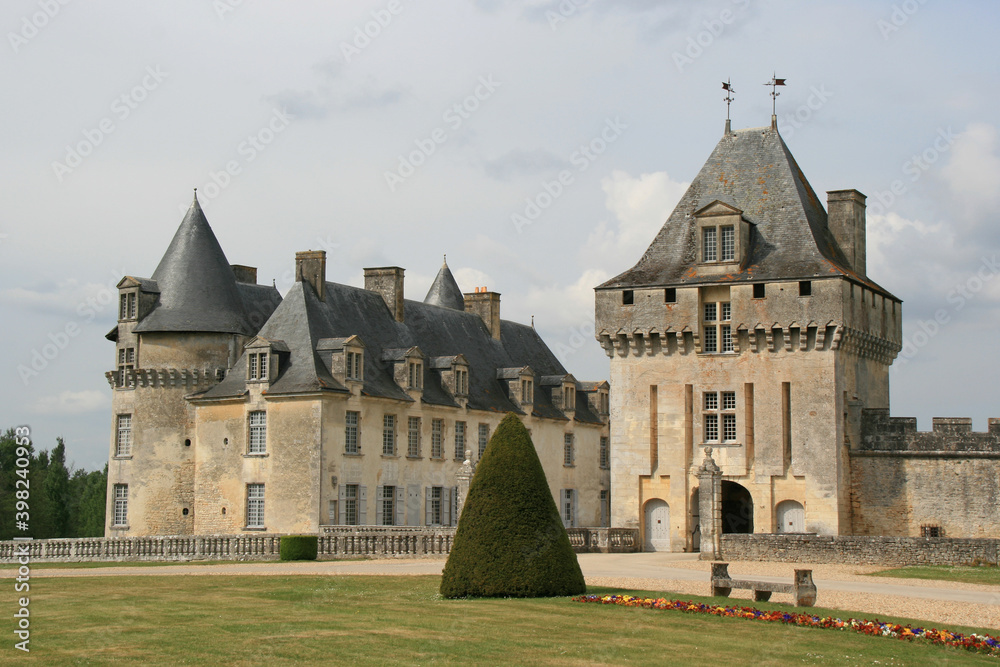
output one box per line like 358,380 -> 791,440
581,170 -> 689,273
0,275 -> 123,319
940,122 -> 1000,216
31,390 -> 109,416
520,268 -> 610,330
452,267 -> 494,293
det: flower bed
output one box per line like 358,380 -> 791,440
573,594 -> 1000,656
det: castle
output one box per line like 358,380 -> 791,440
596,116 -> 1000,551
105,196 -> 609,536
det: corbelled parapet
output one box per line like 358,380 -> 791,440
105,367 -> 227,389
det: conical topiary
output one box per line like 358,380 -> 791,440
440,413 -> 586,598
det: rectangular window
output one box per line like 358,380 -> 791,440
119,292 -> 136,320
454,421 -> 466,460
704,414 -> 719,442
703,301 -> 732,354
431,419 -> 443,458
564,386 -> 575,410
116,414 -> 132,457
722,391 -> 736,410
382,415 -> 396,456
430,486 -> 442,525
478,423 -> 489,458
799,280 -> 812,296
346,351 -> 361,380
720,325 -> 733,353
521,379 -> 533,403
704,392 -> 718,411
408,361 -> 422,389
600,436 -> 609,469
246,483 -> 265,528
702,227 -> 717,262
720,225 -> 735,261
600,489 -> 610,527
248,411 -> 266,455
562,489 -> 575,527
248,352 -> 268,381
665,287 -> 676,303
407,416 -> 421,457
622,290 -> 634,305
117,348 -> 136,380
753,283 -> 766,299
723,414 -> 737,442
345,411 -> 359,455
344,484 -> 359,526
563,433 -> 574,466
113,484 -> 128,526
455,369 -> 468,395
248,352 -> 257,379
381,486 -> 395,526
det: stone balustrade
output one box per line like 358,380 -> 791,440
0,527 -> 638,563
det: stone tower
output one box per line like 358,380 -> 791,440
104,194 -> 280,536
595,120 -> 902,551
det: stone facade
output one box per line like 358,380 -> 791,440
105,196 -> 610,537
596,117 -> 999,551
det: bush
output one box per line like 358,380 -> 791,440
440,413 -> 586,598
280,535 -> 318,561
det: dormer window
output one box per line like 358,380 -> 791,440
702,225 -> 735,262
521,378 -> 533,403
248,351 -> 269,381
407,361 -> 423,390
696,200 -> 749,267
455,367 -> 468,395
703,227 -> 717,262
119,291 -> 137,321
563,385 -> 576,411
346,350 -> 362,381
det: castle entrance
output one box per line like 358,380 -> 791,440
721,481 -> 753,534
643,499 -> 670,551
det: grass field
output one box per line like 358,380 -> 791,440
868,565 -> 1000,587
5,574 -> 998,666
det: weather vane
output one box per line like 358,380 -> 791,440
764,73 -> 786,115
722,79 -> 735,121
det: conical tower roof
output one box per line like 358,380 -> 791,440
423,257 -> 465,310
600,124 -> 895,298
134,192 -> 255,334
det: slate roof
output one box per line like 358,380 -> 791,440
202,279 -> 604,424
599,125 -> 899,300
423,259 -> 465,310
134,194 -> 281,335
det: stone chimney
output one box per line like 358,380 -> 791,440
230,265 -> 257,284
827,190 -> 867,278
465,287 -> 501,340
295,250 -> 326,300
364,267 -> 405,322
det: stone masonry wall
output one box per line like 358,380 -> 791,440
720,534 -> 999,566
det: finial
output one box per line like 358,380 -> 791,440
531,315 -> 535,328
764,73 -> 786,119
722,79 -> 735,133
443,253 -> 447,266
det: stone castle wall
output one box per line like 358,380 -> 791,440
850,409 -> 1000,538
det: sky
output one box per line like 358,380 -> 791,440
2,0 -> 999,472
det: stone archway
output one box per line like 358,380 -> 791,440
721,481 -> 753,534
775,500 -> 805,533
643,499 -> 670,551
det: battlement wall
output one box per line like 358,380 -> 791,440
859,409 -> 1000,454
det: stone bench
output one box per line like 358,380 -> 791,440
710,562 -> 817,607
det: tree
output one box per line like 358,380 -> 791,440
42,438 -> 71,537
440,413 -> 586,598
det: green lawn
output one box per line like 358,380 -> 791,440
868,565 -> 1000,587
6,575 -> 997,665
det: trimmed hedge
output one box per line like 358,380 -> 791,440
440,413 -> 586,598
279,535 -> 318,561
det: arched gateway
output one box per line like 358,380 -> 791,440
721,481 -> 753,534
